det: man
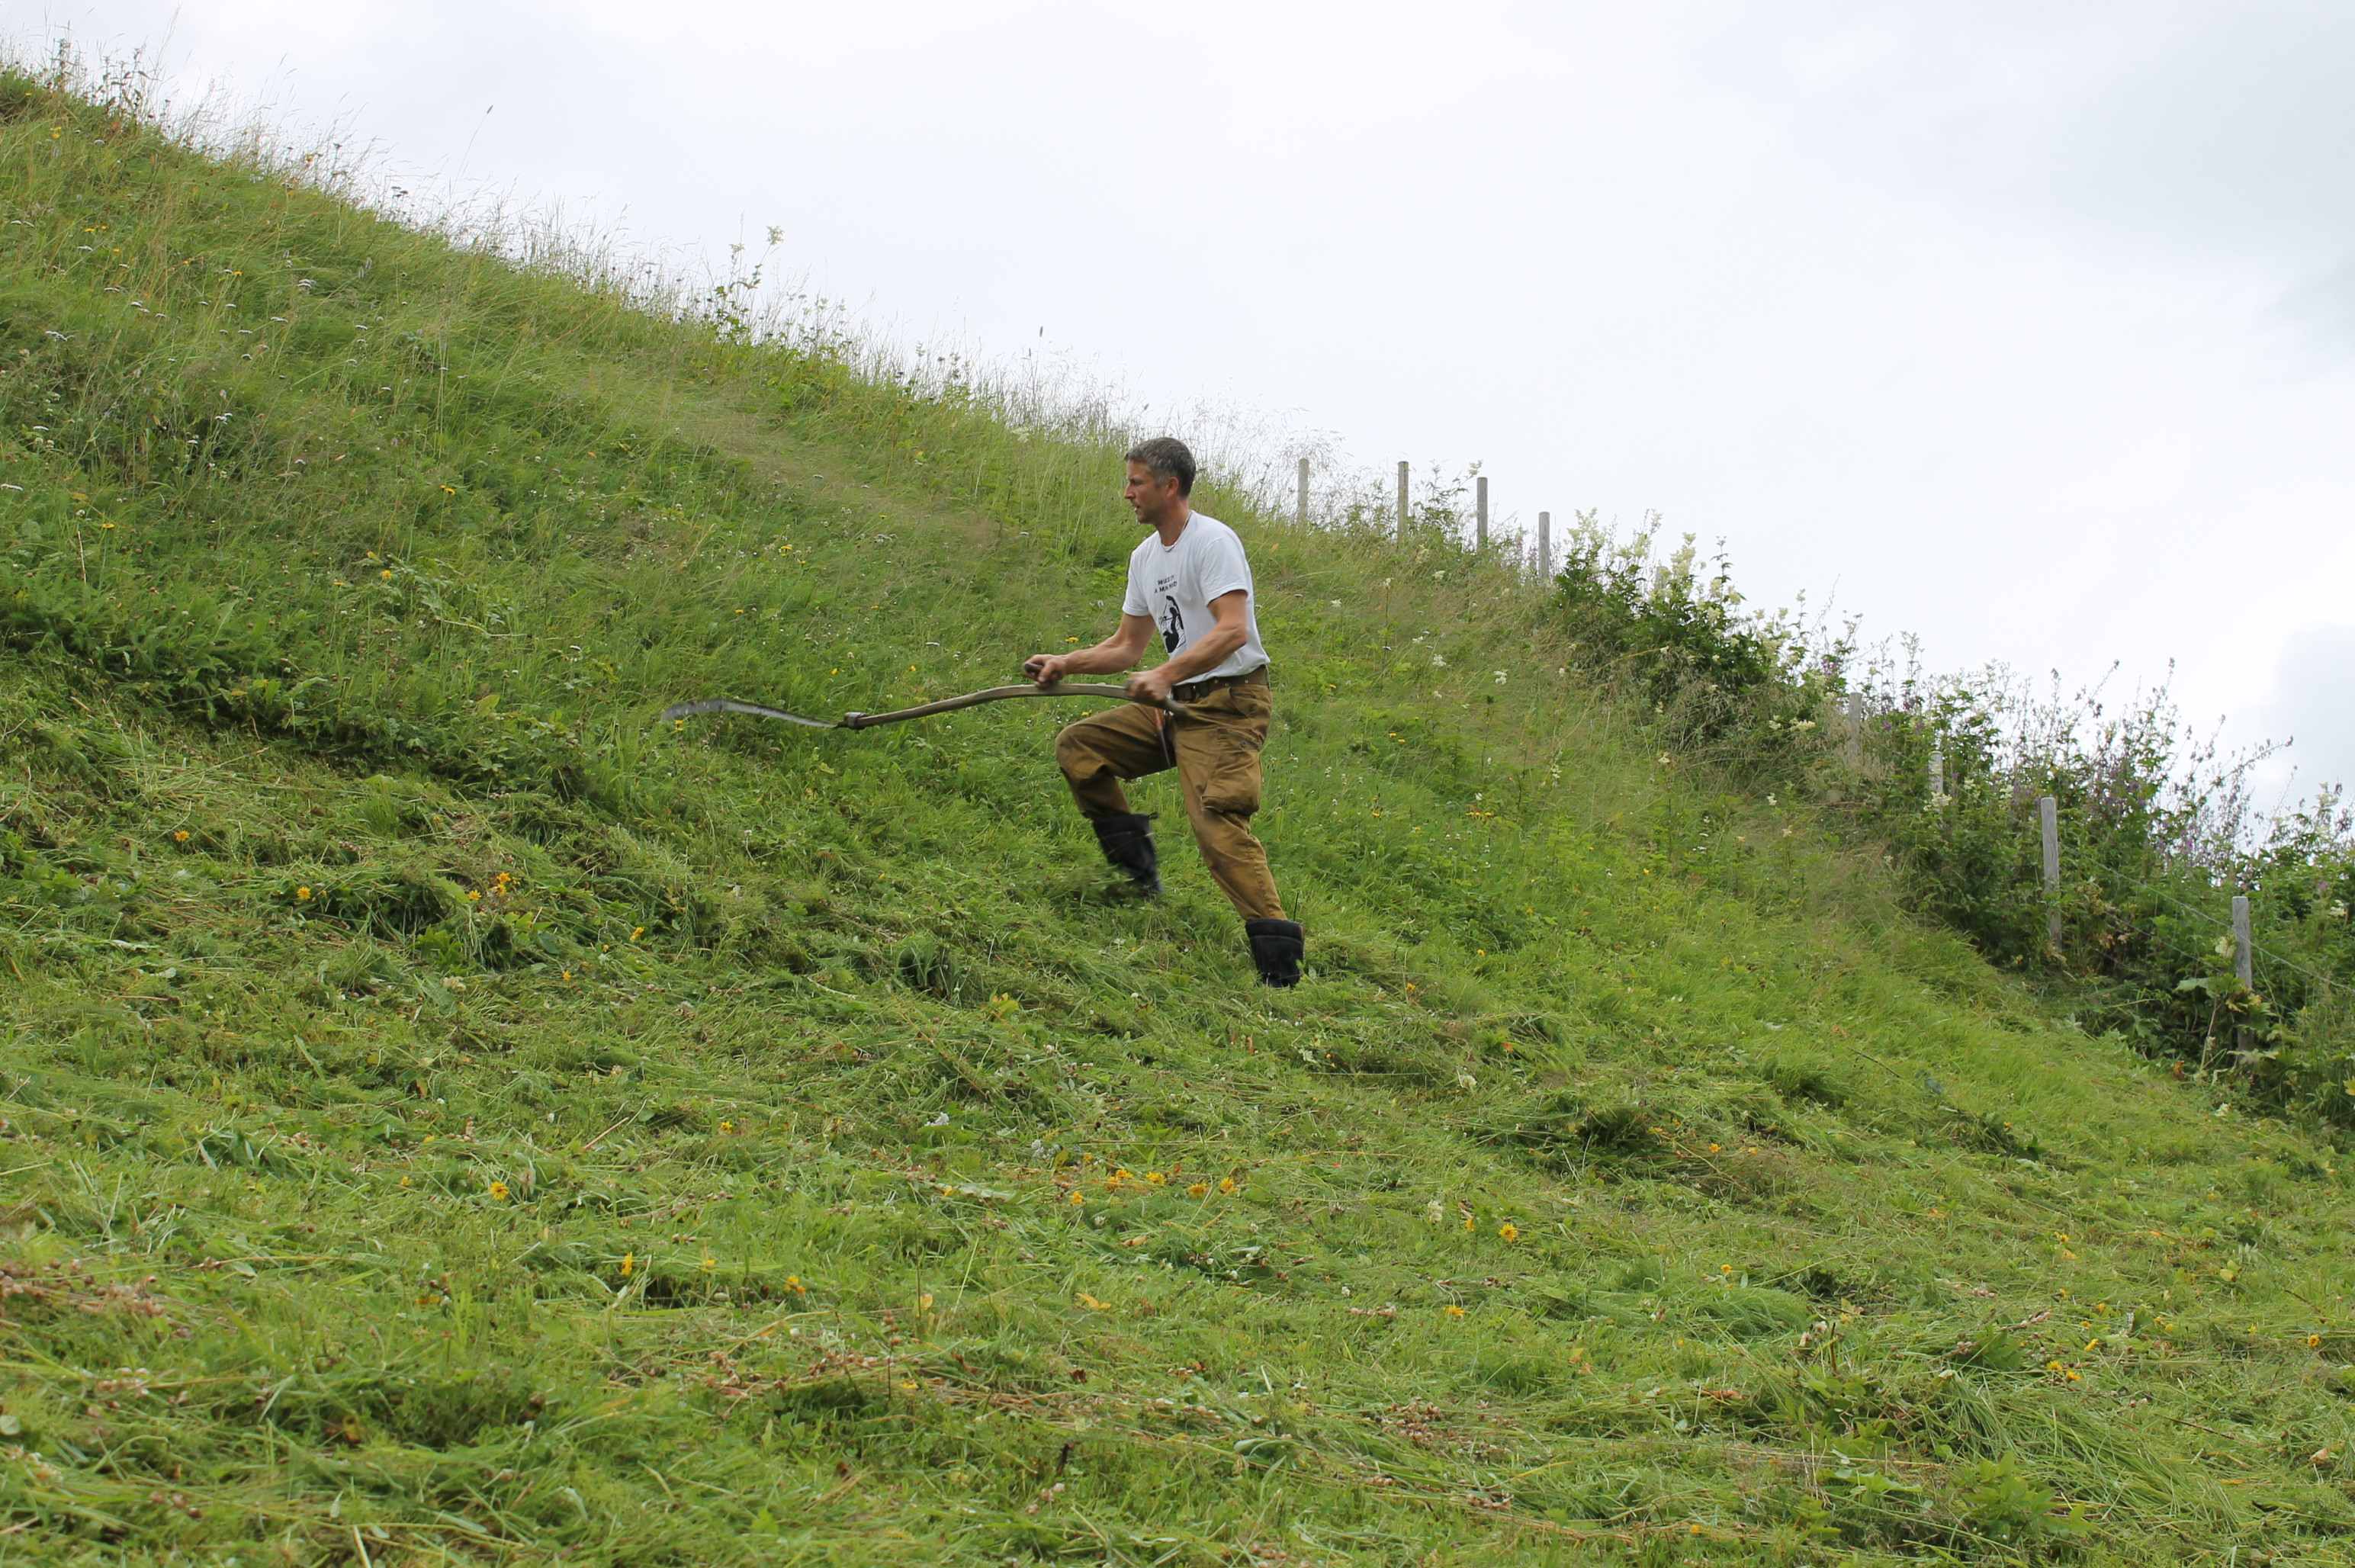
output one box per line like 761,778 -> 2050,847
1023,437 -> 1304,988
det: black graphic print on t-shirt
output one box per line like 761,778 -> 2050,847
1160,595 -> 1184,654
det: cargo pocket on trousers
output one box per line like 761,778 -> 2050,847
1194,699 -> 1267,814
1197,738 -> 1264,815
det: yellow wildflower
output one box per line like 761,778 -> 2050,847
619,1253 -> 634,1278
1219,1177 -> 1235,1194
1498,1223 -> 1518,1242
172,830 -> 189,843
488,1181 -> 509,1201
1069,1190 -> 1084,1205
1187,1182 -> 1207,1197
1444,1305 -> 1467,1318
295,886 -> 312,901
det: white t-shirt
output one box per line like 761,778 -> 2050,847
1122,512 -> 1268,682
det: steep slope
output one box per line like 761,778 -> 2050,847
5,74 -> 2355,1566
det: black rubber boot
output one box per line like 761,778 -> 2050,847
1090,812 -> 1161,896
1245,918 -> 1305,988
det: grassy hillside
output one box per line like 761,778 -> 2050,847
7,69 -> 2355,1566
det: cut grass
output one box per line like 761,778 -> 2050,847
4,66 -> 2355,1566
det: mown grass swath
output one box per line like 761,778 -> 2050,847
8,60 -> 2355,1566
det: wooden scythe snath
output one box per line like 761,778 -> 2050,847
660,683 -> 1189,732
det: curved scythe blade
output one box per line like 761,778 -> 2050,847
658,697 -> 837,728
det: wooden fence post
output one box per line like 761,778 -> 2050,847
1928,736 -> 1945,802
1396,461 -> 1409,537
2040,795 -> 2061,946
1476,476 -> 1489,551
1296,458 -> 1309,527
2232,893 -> 2254,1061
1537,511 -> 1550,581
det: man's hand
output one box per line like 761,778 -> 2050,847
1030,615 -> 1155,686
1126,665 -> 1175,707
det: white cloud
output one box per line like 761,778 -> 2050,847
2256,625 -> 2355,800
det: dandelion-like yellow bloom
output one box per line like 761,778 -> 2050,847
719,1120 -> 734,1135
2311,1335 -> 2323,1348
1187,1182 -> 1207,1198
296,886 -> 312,901
787,1275 -> 807,1294
1444,1305 -> 1467,1318
488,1181 -> 509,1201
619,1253 -> 634,1278
1219,1177 -> 1235,1194
172,830 -> 189,843
1498,1223 -> 1518,1242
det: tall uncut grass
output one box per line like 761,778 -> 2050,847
6,52 -> 2355,1567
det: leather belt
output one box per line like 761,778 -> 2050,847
1173,667 -> 1270,703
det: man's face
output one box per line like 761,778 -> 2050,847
1123,460 -> 1181,525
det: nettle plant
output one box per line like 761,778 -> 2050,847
1546,514 -> 1847,763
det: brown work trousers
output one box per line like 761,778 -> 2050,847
1054,680 -> 1285,921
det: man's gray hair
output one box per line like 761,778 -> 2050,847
1124,436 -> 1196,496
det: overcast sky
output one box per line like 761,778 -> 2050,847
17,1 -> 2355,804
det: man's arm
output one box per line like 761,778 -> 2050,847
1125,590 -> 1248,705
1023,614 -> 1156,686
